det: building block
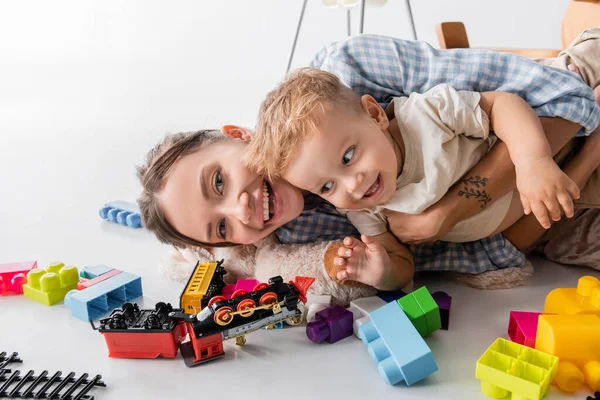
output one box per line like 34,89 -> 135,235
0,261 -> 36,295
302,293 -> 332,322
222,279 -> 260,299
22,263 -> 79,306
535,314 -> 600,393
306,305 -> 353,344
397,286 -> 441,337
348,296 -> 387,338
476,338 -> 559,400
358,301 -> 438,385
99,200 -> 142,228
508,311 -> 541,348
79,264 -> 115,279
376,289 -> 407,303
432,291 -> 452,330
77,269 -> 122,290
64,271 -> 142,321
544,276 -> 600,316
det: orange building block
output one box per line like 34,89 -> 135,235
535,314 -> 600,393
544,276 -> 600,316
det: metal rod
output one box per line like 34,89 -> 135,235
285,0 -> 309,74
405,0 -> 417,40
359,0 -> 366,34
346,9 -> 351,36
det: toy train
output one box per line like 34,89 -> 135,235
179,260 -> 227,313
94,272 -> 314,367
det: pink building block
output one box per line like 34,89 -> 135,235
222,279 -> 260,299
0,261 -> 37,295
508,311 -> 541,348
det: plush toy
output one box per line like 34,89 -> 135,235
160,234 -> 533,306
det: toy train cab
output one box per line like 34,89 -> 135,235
171,275 -> 315,367
180,260 -> 227,314
94,302 -> 187,359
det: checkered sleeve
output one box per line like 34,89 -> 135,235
311,34 -> 600,135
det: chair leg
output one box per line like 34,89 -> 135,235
359,0 -> 366,34
405,0 -> 417,40
285,0 -> 309,74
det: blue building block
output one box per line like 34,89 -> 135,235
376,289 -> 407,303
358,301 -> 438,386
64,271 -> 143,321
99,201 -> 142,228
79,264 -> 114,279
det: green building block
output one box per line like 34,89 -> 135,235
22,262 -> 79,306
412,286 -> 442,334
397,293 -> 428,336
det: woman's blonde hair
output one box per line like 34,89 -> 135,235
136,129 -> 237,248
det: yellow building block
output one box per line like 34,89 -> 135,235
535,314 -> 600,393
22,262 -> 79,306
544,276 -> 600,316
476,338 -> 558,400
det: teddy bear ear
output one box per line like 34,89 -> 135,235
221,125 -> 254,141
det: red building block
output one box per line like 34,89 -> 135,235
508,311 -> 541,348
0,261 -> 37,295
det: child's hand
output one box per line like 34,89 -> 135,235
516,156 -> 580,229
334,235 -> 390,288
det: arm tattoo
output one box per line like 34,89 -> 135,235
458,175 -> 492,209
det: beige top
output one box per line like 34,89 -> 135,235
343,84 -> 513,242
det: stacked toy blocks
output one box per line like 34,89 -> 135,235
99,201 -> 142,228
0,261 -> 36,295
397,286 -> 442,337
358,300 -> 438,386
306,305 -> 353,344
65,265 -> 143,321
508,311 -> 541,348
22,262 -> 79,305
544,275 -> 600,316
348,296 -> 387,337
476,338 -> 559,400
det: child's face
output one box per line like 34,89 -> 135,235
283,102 -> 399,210
160,138 -> 304,245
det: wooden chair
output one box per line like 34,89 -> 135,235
436,0 -> 600,58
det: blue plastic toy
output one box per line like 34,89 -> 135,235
358,301 -> 438,386
65,267 -> 143,321
99,201 -> 142,228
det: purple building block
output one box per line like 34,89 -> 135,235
431,291 -> 452,330
306,305 -> 353,344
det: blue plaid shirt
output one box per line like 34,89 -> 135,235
274,34 -> 600,273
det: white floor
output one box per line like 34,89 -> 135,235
2,217 -> 599,400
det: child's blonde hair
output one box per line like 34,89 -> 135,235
136,129 -> 237,249
244,67 -> 362,180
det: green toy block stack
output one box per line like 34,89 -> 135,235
398,286 -> 442,337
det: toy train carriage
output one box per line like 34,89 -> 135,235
179,260 -> 227,314
172,275 -> 314,367
95,302 -> 187,359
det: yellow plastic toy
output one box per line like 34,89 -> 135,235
476,337 -> 559,400
179,260 -> 225,314
544,276 -> 600,316
22,262 -> 79,306
535,314 -> 600,393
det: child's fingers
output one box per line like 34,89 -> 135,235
544,197 -> 562,222
336,270 -> 349,281
361,234 -> 386,252
337,246 -> 353,258
334,256 -> 347,266
531,201 -> 551,229
557,192 -> 574,219
343,236 -> 360,249
520,194 -> 531,215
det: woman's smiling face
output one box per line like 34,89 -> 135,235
159,137 -> 305,245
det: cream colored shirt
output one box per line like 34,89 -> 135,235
343,84 -> 513,242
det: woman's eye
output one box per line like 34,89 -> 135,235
321,181 -> 334,194
343,147 -> 355,165
217,219 -> 226,239
214,170 -> 224,194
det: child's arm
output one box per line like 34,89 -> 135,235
478,91 -> 580,229
334,232 -> 414,291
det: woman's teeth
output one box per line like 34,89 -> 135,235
263,182 -> 270,221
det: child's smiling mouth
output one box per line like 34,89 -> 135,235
363,173 -> 383,200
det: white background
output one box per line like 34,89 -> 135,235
1,1 -> 597,399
